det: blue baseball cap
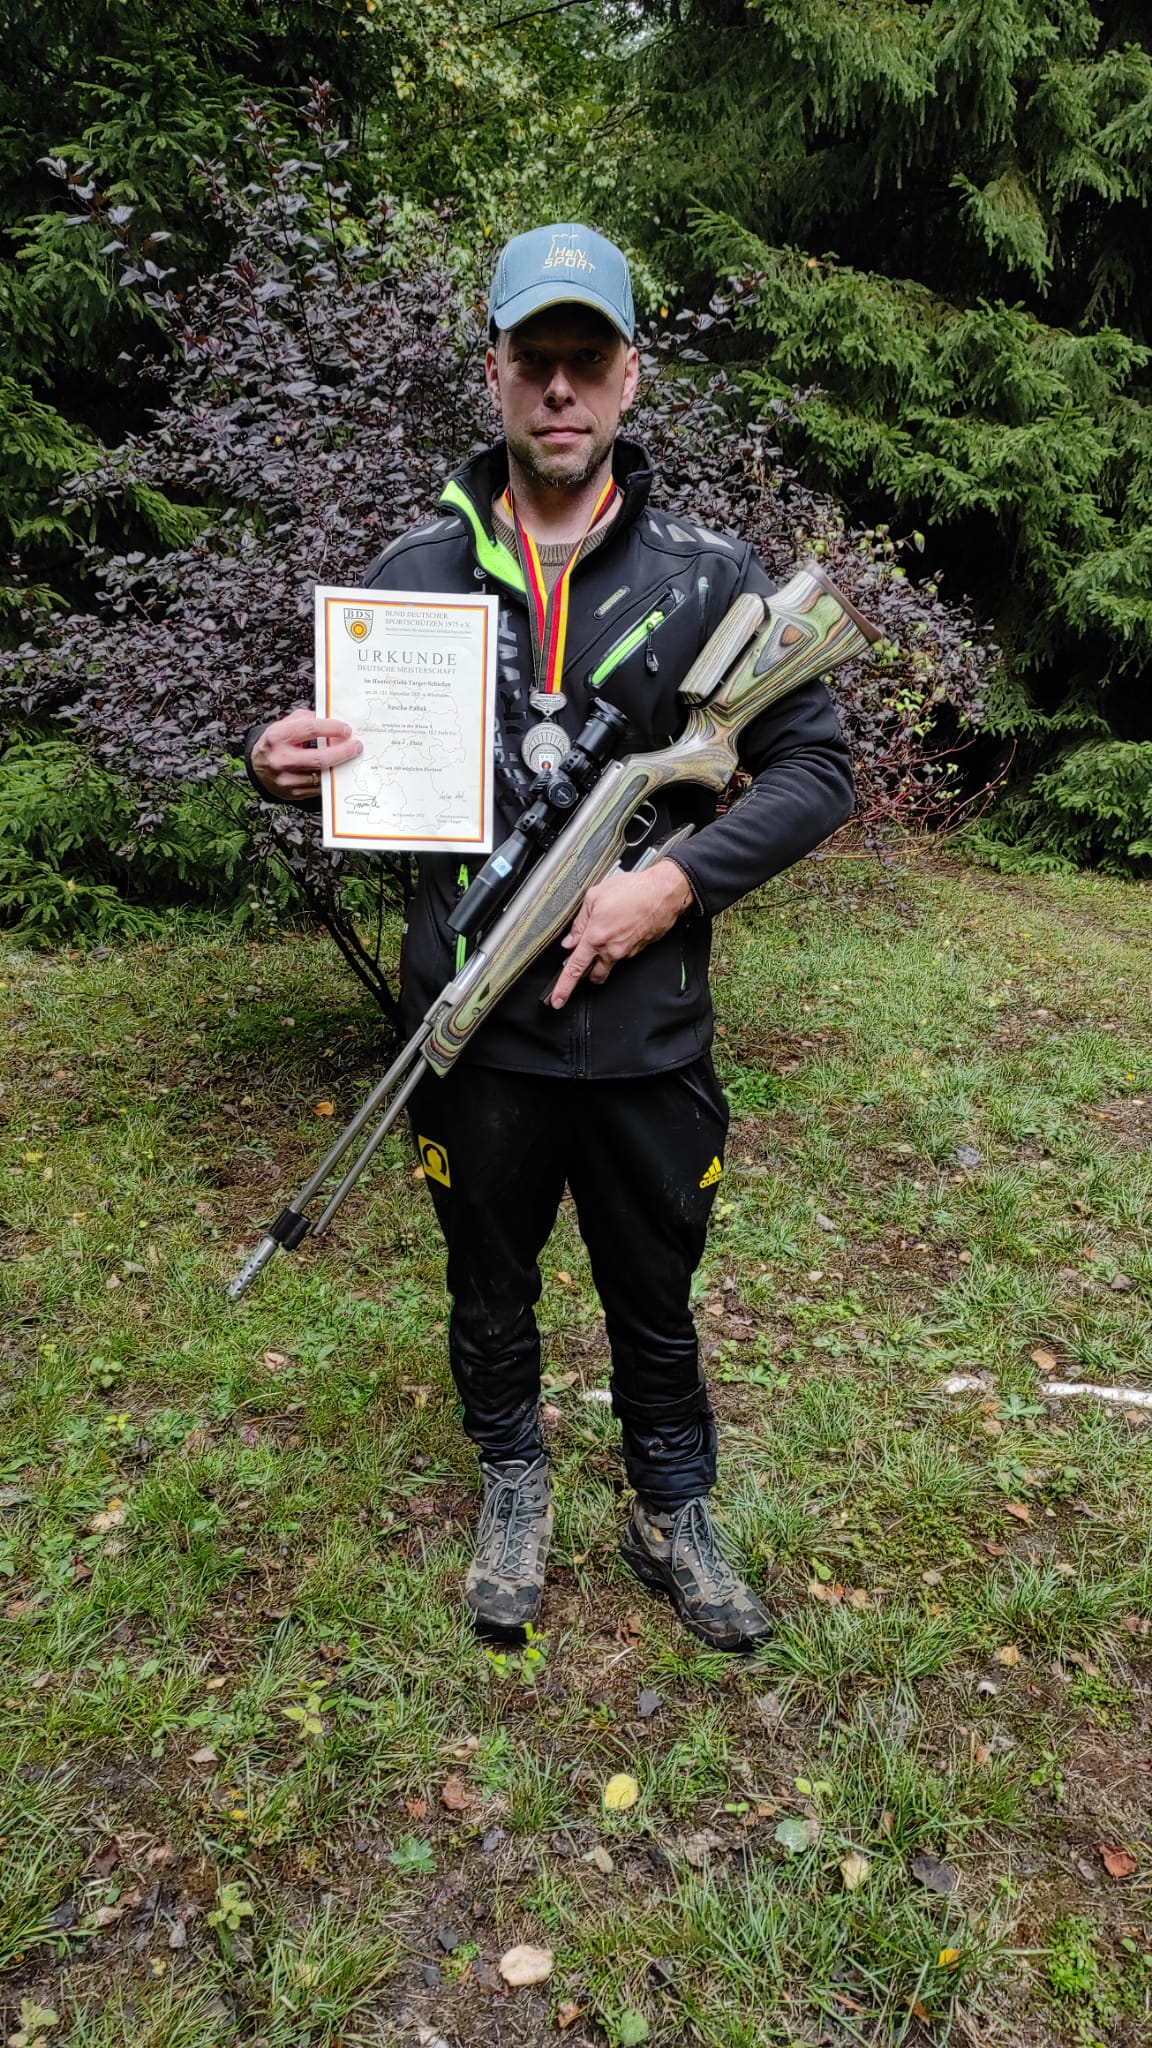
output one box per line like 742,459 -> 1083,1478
488,223 -> 635,343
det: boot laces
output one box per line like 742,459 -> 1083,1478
668,1498 -> 743,1602
477,1459 -> 547,1576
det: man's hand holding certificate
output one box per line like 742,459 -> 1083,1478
314,587 -> 498,854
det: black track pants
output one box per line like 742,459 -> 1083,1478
408,1056 -> 729,1507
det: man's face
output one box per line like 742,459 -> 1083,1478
485,305 -> 639,491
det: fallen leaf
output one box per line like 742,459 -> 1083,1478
556,2003 -> 582,2031
1110,1273 -> 1133,1292
405,1797 -> 427,1821
938,1947 -> 961,1968
90,1503 -> 126,1534
996,1644 -> 1021,1667
190,1745 -> 217,1766
682,1829 -> 724,1866
910,1853 -> 959,1895
985,1540 -> 1005,1556
313,1101 -> 335,1116
91,1838 -> 120,1878
922,1570 -> 944,1587
637,1689 -> 661,1718
1100,1845 -> 1138,1879
880,1810 -> 894,1836
616,1612 -> 643,1645
498,1943 -> 553,1987
146,1842 -> 174,1868
1031,1348 -> 1058,1371
973,1744 -> 991,1764
555,1270 -> 572,1285
261,1350 -> 288,1368
168,1919 -> 188,1950
1004,1502 -> 1031,1523
910,1996 -> 932,2023
89,1904 -> 123,1929
440,1775 -> 471,1813
846,1588 -> 872,1609
840,1851 -> 871,1891
582,1845 -> 613,1873
603,1772 -> 639,1811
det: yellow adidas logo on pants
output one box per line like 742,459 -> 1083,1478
699,1156 -> 723,1188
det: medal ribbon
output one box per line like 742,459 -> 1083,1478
500,475 -> 617,700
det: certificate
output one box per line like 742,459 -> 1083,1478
315,586 -> 498,853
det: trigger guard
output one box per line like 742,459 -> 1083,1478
623,800 -> 657,849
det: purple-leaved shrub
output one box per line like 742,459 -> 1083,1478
2,87 -> 993,1019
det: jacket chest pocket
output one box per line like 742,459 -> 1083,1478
584,584 -> 686,692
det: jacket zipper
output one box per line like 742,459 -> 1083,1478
586,585 -> 683,689
454,863 -> 469,973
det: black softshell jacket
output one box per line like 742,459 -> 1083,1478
247,438 -> 855,1077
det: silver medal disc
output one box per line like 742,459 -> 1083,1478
521,720 -> 571,776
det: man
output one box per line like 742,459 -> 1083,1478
247,224 -> 854,1651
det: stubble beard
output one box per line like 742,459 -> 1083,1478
508,421 -> 616,493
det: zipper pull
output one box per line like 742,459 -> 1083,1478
645,623 -> 659,674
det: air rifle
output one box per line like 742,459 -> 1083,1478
226,562 -> 879,1300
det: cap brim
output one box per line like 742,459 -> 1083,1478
491,281 -> 633,342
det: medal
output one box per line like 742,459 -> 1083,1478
521,721 -> 571,776
502,473 -> 617,781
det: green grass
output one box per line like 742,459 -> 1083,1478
2,850 -> 1151,2045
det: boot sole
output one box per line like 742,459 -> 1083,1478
620,1536 -> 770,1656
464,1581 -> 545,1644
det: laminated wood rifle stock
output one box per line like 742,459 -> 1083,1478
226,561 -> 879,1299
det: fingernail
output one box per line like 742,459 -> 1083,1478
354,741 -> 363,754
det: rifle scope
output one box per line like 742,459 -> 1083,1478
447,697 -> 628,943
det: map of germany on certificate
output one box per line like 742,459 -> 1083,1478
315,586 -> 498,854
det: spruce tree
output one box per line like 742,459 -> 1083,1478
618,0 -> 1152,868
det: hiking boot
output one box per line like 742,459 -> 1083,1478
620,1496 -> 771,1653
465,1456 -> 553,1636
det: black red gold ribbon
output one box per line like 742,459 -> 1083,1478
501,475 -> 617,704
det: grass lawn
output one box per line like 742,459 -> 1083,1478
1,848 -> 1150,2048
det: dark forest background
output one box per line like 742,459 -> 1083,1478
3,0 -> 1151,950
